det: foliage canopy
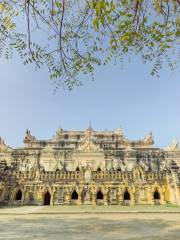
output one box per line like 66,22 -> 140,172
0,0 -> 180,90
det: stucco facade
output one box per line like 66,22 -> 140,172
0,126 -> 180,206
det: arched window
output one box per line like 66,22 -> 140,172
124,190 -> 130,200
97,167 -> 101,172
154,190 -> 160,200
71,190 -> 78,200
117,168 -> 121,171
76,167 -> 80,172
15,189 -> 22,201
44,191 -> 51,205
97,190 -> 103,200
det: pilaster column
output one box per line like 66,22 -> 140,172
160,190 -> 165,205
116,193 -> 120,205
103,194 -> 108,206
145,187 -> 152,205
65,189 -> 71,205
130,193 -> 135,206
77,192 -> 82,205
50,193 -> 54,206
92,194 -> 96,205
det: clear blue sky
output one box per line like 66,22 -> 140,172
0,55 -> 179,148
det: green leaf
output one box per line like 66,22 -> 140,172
93,18 -> 99,30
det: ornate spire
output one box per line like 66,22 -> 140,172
77,127 -> 100,152
55,126 -> 64,139
86,122 -> 93,132
143,131 -> 154,145
114,127 -> 123,135
0,137 -> 9,151
165,139 -> 180,151
24,129 -> 36,143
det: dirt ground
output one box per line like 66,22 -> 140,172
0,210 -> 180,240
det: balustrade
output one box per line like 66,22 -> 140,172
11,169 -> 168,183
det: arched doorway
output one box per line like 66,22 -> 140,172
123,190 -> 131,205
96,190 -> 103,205
44,191 -> 51,205
71,190 -> 78,200
97,191 -> 103,200
154,190 -> 160,199
15,189 -> 22,201
124,191 -> 130,200
71,190 -> 78,204
153,190 -> 160,205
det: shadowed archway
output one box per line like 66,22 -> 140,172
15,189 -> 22,201
124,191 -> 131,200
97,190 -> 103,200
153,190 -> 161,205
44,191 -> 51,205
71,190 -> 78,200
154,190 -> 160,200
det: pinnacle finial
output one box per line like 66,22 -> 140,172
87,121 -> 93,131
166,139 -> 180,151
26,129 -> 30,135
115,127 -> 123,135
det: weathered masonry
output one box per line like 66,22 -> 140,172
0,126 -> 180,206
